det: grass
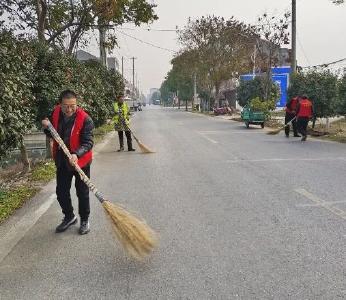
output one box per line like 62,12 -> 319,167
0,185 -> 38,223
311,118 -> 346,143
31,160 -> 56,182
94,122 -> 114,144
0,160 -> 55,223
0,122 -> 114,223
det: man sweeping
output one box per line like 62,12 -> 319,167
285,96 -> 300,138
113,95 -> 135,152
42,89 -> 94,234
296,95 -> 313,142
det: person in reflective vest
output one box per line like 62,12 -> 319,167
42,90 -> 94,234
296,96 -> 313,142
285,96 -> 300,137
113,95 -> 135,152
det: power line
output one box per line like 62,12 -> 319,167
297,34 -> 311,66
302,57 -> 346,69
119,26 -> 179,32
116,29 -> 176,53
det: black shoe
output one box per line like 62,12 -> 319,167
79,220 -> 90,235
56,216 -> 77,233
128,148 -> 136,151
285,134 -> 289,138
301,135 -> 307,142
294,134 -> 301,137
117,146 -> 124,152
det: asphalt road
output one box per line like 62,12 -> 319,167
1,107 -> 346,299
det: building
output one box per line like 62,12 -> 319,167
75,50 -> 119,72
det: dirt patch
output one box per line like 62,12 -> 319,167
310,118 -> 346,143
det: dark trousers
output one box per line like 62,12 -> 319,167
56,163 -> 90,221
118,130 -> 133,150
297,117 -> 309,137
285,113 -> 298,136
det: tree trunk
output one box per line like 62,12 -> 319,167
68,25 -> 83,54
36,0 -> 47,42
215,84 -> 220,108
45,136 -> 52,159
99,25 -> 107,67
19,138 -> 31,173
312,116 -> 317,129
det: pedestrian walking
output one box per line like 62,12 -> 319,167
296,96 -> 313,142
42,89 -> 94,234
285,96 -> 300,137
113,95 -> 135,152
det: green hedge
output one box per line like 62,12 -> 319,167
0,30 -> 124,157
288,70 -> 338,118
0,31 -> 36,157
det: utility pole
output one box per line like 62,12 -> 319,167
252,44 -> 257,78
131,57 -> 136,109
193,73 -> 197,111
292,0 -> 297,73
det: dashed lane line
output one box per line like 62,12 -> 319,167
295,188 -> 346,221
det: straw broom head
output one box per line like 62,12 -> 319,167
102,200 -> 158,260
266,127 -> 284,135
133,135 -> 155,154
137,140 -> 155,154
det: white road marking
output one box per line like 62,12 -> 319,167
295,188 -> 346,220
296,200 -> 346,207
197,132 -> 218,144
0,194 -> 56,263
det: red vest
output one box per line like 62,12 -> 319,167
286,97 -> 298,113
297,99 -> 313,118
52,106 -> 92,168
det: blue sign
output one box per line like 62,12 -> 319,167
240,66 -> 291,108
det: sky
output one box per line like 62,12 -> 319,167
86,0 -> 346,96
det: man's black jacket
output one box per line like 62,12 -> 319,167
44,111 -> 94,169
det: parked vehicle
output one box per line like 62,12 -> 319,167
241,105 -> 265,128
213,106 -> 232,116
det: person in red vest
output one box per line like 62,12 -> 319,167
42,90 -> 94,234
296,95 -> 313,142
285,96 -> 300,138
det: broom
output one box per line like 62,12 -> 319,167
46,121 -> 157,260
267,117 -> 297,135
119,112 -> 155,154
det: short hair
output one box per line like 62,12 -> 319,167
59,89 -> 77,103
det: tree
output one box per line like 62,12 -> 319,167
288,70 -> 338,126
255,12 -> 290,99
179,16 -> 256,107
0,0 -> 158,53
335,74 -> 346,115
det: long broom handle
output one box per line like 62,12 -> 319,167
283,116 -> 297,128
46,121 -> 106,204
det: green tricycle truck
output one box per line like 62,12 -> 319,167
240,105 -> 266,129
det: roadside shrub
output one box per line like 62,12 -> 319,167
0,30 -> 35,157
236,76 -> 279,107
288,70 -> 338,118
